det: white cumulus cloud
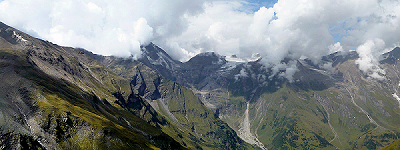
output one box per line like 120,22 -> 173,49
0,0 -> 207,57
1,0 -> 400,80
355,39 -> 386,80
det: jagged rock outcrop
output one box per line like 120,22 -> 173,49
88,51 -> 259,149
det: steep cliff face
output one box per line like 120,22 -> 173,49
134,43 -> 400,149
91,53 -> 258,149
0,22 -> 187,149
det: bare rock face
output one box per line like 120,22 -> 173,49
93,53 -> 258,150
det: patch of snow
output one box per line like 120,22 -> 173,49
299,55 -> 308,60
246,53 -> 261,62
157,52 -> 180,68
122,117 -> 132,128
216,57 -> 225,65
225,53 -> 260,63
392,93 -> 400,108
226,55 -> 246,62
156,53 -> 170,69
13,31 -> 27,42
220,61 -> 240,71
146,51 -> 180,70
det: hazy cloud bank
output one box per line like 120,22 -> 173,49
1,0 -> 400,80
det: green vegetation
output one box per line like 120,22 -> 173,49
217,80 -> 400,149
0,49 -> 187,149
105,60 -> 258,150
249,85 -> 335,149
382,138 -> 400,150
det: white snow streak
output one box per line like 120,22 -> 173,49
392,93 -> 400,108
13,31 -> 27,42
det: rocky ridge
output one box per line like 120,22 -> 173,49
135,42 -> 400,149
0,21 -> 256,149
88,50 -> 259,149
0,21 -> 187,149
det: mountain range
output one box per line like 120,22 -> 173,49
1,20 -> 400,150
0,21 -> 256,149
125,43 -> 400,149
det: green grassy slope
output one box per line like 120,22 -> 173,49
0,50 -> 189,149
216,81 -> 400,149
382,138 -> 400,150
0,48 -> 187,149
103,58 -> 259,150
221,60 -> 400,149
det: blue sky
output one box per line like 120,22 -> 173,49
247,0 -> 278,9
